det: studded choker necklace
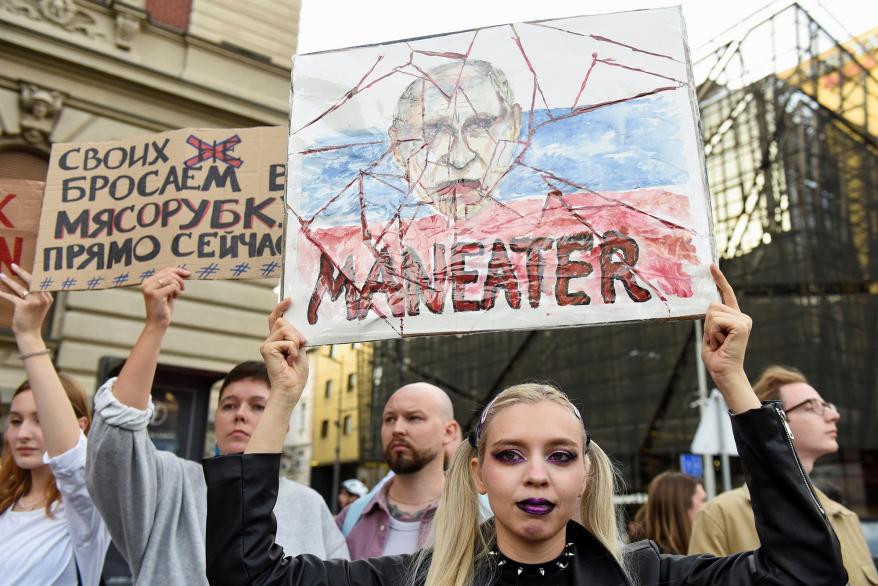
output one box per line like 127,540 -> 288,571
488,541 -> 575,577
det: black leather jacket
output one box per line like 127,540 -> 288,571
204,403 -> 847,585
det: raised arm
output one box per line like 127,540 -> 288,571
1,264 -> 112,586
113,267 -> 189,409
632,265 -> 846,585
0,264 -> 78,456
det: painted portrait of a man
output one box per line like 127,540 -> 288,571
389,60 -> 521,220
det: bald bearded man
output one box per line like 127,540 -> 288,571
336,383 -> 459,559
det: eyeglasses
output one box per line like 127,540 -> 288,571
785,398 -> 838,417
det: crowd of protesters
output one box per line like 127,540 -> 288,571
0,263 -> 866,585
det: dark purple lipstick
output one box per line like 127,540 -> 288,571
516,498 -> 555,516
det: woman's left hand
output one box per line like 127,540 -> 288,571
701,264 -> 760,413
0,264 -> 52,343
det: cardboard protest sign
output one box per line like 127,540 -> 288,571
33,127 -> 286,291
0,179 -> 43,328
284,7 -> 718,345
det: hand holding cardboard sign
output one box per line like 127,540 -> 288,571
142,267 -> 190,329
114,266 -> 190,410
0,263 -> 82,457
0,264 -> 52,343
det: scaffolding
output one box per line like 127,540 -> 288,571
367,4 -> 878,512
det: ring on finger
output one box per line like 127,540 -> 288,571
158,278 -> 166,287
20,291 -> 29,299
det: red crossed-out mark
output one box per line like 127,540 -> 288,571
0,193 -> 16,228
184,134 -> 243,168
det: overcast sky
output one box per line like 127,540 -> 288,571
297,0 -> 878,55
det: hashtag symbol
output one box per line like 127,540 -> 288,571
260,261 -> 280,277
139,269 -> 155,282
177,264 -> 188,270
231,262 -> 250,278
61,278 -> 77,290
197,263 -> 220,280
87,276 -> 104,290
112,273 -> 130,287
39,277 -> 53,291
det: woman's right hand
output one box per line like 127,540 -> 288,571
260,302 -> 308,405
142,267 -> 190,328
0,264 -> 52,344
247,302 -> 308,454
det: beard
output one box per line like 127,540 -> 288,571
383,440 -> 440,475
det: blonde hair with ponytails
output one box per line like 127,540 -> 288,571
411,383 -> 625,586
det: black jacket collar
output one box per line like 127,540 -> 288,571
565,521 -> 632,585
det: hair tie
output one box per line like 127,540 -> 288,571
467,429 -> 478,449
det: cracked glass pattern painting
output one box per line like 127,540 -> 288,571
284,7 -> 718,345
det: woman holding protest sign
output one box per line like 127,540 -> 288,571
203,265 -> 846,586
0,264 -> 110,585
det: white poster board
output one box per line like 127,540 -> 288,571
284,7 -> 718,345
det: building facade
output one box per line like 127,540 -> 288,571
308,342 -> 376,509
0,0 -> 306,464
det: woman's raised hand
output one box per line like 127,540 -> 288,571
261,299 -> 307,403
0,264 -> 52,342
247,299 -> 308,454
701,264 -> 760,413
0,264 -> 81,456
141,267 -> 190,328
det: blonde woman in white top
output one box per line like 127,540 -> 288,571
0,264 -> 110,585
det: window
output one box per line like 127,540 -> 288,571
343,415 -> 352,435
347,373 -> 356,393
320,419 -> 329,438
324,380 -> 333,399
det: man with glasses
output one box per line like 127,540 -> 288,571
689,365 -> 877,585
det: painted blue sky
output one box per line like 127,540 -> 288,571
294,92 -> 689,225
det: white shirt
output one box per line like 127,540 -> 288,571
0,432 -> 110,586
0,504 -> 78,585
381,516 -> 422,556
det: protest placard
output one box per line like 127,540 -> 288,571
33,126 -> 287,291
284,7 -> 719,345
0,179 -> 44,328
